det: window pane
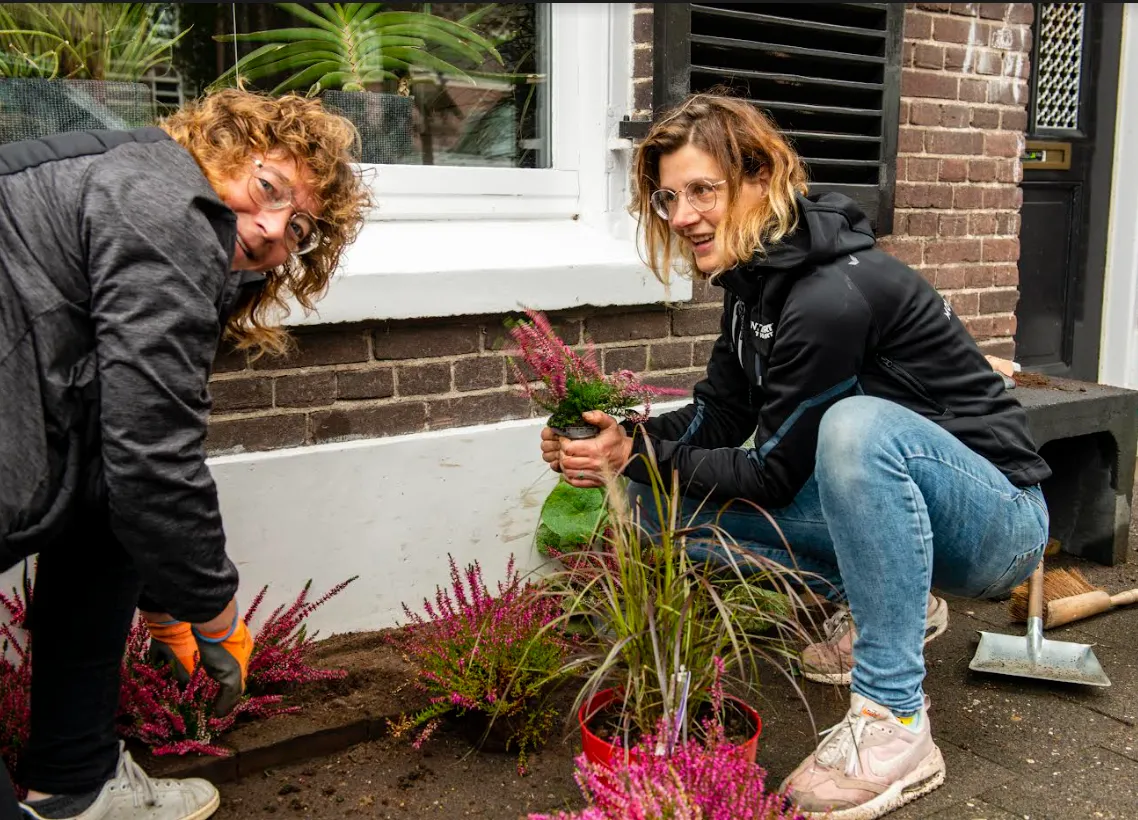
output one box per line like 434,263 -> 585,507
0,3 -> 551,169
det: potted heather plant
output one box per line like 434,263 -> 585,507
530,663 -> 807,820
387,554 -> 575,775
1,571 -> 357,773
506,309 -> 686,439
536,445 -> 814,770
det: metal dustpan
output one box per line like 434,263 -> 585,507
969,561 -> 1110,687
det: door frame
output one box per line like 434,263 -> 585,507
1099,5 -> 1138,388
1069,2 -> 1123,381
1018,3 -> 1122,379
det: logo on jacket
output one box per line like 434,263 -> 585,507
750,321 -> 774,340
848,254 -> 859,266
942,297 -> 952,319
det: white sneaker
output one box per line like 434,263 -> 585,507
21,744 -> 219,820
780,694 -> 946,819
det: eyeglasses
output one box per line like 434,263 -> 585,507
649,178 -> 728,221
248,160 -> 322,256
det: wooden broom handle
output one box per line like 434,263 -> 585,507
1045,587 -> 1138,628
1045,591 -> 1112,628
1028,561 -> 1045,621
1111,588 -> 1138,607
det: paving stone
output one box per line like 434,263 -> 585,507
888,739 -> 1018,819
978,747 -> 1138,819
920,609 -> 1134,779
920,798 -> 1025,819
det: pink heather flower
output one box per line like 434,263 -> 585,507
242,577 -> 358,692
505,309 -> 686,427
389,554 -> 575,775
1,584 -> 32,791
529,717 -> 806,820
2,570 -> 356,782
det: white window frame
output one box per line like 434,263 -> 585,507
288,3 -> 691,327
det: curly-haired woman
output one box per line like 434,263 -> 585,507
0,88 -> 369,819
544,91 -> 1050,819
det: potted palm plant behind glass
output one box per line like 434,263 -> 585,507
212,3 -> 503,164
0,3 -> 190,143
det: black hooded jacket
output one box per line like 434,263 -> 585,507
622,192 -> 1051,506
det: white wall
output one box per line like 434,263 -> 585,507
1,402 -> 687,637
1099,6 -> 1138,387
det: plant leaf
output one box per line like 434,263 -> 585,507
536,482 -> 606,556
277,2 -> 344,36
268,60 -> 347,94
217,27 -> 344,47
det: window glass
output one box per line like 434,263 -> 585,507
0,3 -> 551,168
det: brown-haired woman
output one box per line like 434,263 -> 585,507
0,88 -> 368,819
544,91 -> 1050,819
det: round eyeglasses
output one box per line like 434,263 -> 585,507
248,160 -> 322,256
649,178 -> 727,221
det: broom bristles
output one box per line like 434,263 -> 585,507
1007,567 -> 1099,622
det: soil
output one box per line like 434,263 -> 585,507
206,629 -> 591,819
197,627 -> 837,819
213,701 -> 589,819
1013,371 -> 1052,388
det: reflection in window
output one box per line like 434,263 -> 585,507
0,3 -> 550,169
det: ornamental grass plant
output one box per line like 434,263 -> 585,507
536,441 -> 824,754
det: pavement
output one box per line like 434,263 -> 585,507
751,505 -> 1138,819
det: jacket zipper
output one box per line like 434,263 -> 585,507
877,356 -> 949,415
753,276 -> 767,386
731,299 -> 746,368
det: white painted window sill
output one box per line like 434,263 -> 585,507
286,218 -> 692,326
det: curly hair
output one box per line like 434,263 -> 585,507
160,88 -> 371,356
630,90 -> 808,283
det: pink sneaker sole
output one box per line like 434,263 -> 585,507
798,744 -> 946,820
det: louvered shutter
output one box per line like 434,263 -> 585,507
626,3 -> 904,235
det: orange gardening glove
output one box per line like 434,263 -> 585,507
192,613 -> 254,718
144,619 -> 197,683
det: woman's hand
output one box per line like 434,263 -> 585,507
540,425 -> 562,473
559,411 -> 634,489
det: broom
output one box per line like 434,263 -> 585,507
1008,567 -> 1138,629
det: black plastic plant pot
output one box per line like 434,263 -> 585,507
550,423 -> 600,440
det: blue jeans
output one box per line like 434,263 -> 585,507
630,396 -> 1049,715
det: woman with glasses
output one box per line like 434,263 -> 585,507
0,88 -> 368,820
542,91 -> 1050,820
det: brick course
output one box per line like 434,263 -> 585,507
205,3 -> 1032,455
880,2 -> 1031,361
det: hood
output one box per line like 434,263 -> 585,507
745,191 -> 876,274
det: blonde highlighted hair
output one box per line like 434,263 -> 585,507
631,90 -> 808,282
160,88 -> 371,356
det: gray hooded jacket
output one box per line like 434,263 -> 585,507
0,127 -> 247,622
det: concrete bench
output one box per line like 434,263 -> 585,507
1014,376 -> 1138,566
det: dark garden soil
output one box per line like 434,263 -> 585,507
135,623 -> 847,819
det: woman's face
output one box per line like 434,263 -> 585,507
656,143 -> 768,275
219,154 -> 321,272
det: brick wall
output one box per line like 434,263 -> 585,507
883,2 -> 1033,359
205,2 -> 1033,456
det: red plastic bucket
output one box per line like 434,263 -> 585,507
578,687 -> 763,771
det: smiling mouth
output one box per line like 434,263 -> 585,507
686,233 -> 715,252
236,235 -> 255,261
